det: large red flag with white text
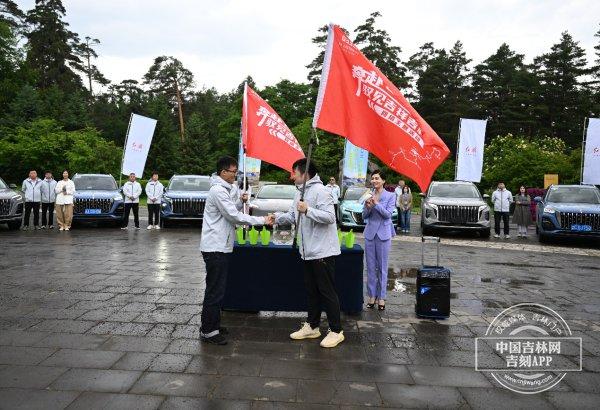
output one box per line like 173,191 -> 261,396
313,24 -> 450,191
242,84 -> 304,173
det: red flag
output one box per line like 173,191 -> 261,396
313,25 -> 450,191
242,84 -> 304,173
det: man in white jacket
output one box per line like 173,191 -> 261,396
274,158 -> 344,348
40,171 -> 57,229
21,170 -> 43,230
145,172 -> 164,229
121,173 -> 142,230
199,156 -> 273,345
491,182 -> 513,239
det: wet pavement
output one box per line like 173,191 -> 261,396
0,213 -> 599,409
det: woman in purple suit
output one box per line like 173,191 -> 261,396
362,170 -> 396,310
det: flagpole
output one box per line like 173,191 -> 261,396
580,117 -> 588,185
454,118 -> 462,181
120,113 -> 134,187
293,129 -> 318,250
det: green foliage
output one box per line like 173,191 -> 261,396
0,118 -> 120,183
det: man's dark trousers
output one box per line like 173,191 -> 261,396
200,252 -> 231,337
148,203 -> 160,225
24,202 -> 40,227
123,203 -> 139,227
42,202 -> 55,226
494,211 -> 510,235
303,256 -> 342,333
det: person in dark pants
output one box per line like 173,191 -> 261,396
491,182 -> 513,239
199,156 -> 272,345
274,158 -> 345,348
22,170 -> 43,230
40,171 -> 57,229
121,173 -> 142,230
145,171 -> 164,229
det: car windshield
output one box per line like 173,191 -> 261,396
429,184 -> 480,198
0,178 -> 7,189
257,185 -> 296,199
546,187 -> 600,204
73,175 -> 117,190
169,177 -> 210,191
344,188 -> 368,200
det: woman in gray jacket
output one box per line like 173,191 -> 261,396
513,185 -> 532,238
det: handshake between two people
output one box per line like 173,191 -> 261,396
263,214 -> 276,226
261,200 -> 308,226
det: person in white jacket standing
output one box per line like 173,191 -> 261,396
121,173 -> 142,230
21,170 -> 43,230
145,172 -> 164,230
40,171 -> 57,229
199,156 -> 273,345
54,170 -> 75,231
491,182 -> 513,239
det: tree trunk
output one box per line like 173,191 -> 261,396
175,80 -> 185,142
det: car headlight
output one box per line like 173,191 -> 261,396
424,203 -> 437,218
11,195 -> 22,201
543,206 -> 556,214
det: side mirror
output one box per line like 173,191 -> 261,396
483,194 -> 490,199
418,192 -> 426,198
9,183 -> 17,189
534,196 -> 542,203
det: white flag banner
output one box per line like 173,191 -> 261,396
121,114 -> 157,177
583,118 -> 600,185
456,118 -> 487,183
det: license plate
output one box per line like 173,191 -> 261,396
571,224 -> 591,232
84,209 -> 101,215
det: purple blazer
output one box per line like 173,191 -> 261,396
362,189 -> 396,241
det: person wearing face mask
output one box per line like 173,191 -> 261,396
54,170 -> 75,231
362,170 -> 396,310
199,156 -> 274,346
274,158 -> 344,348
513,185 -> 532,238
40,171 -> 57,229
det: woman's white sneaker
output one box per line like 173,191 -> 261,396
320,329 -> 344,348
290,322 -> 321,340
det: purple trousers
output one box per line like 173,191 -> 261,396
365,236 -> 391,300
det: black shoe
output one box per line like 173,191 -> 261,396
366,303 -> 375,309
201,333 -> 228,345
219,326 -> 229,335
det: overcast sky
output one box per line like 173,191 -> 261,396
15,0 -> 600,93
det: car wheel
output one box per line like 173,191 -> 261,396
422,225 -> 434,236
7,221 -> 20,230
480,228 -> 491,238
538,233 -> 549,244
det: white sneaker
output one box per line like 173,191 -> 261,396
290,322 -> 321,340
493,234 -> 500,238
320,329 -> 345,348
121,227 -> 128,230
147,225 -> 153,230
59,227 -> 64,231
154,225 -> 160,230
505,234 -> 510,239
65,227 -> 70,231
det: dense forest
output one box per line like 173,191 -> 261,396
1,1 -> 599,191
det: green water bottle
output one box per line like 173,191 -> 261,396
236,227 -> 246,245
260,226 -> 271,245
248,226 -> 259,245
345,229 -> 355,248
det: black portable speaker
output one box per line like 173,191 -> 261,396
415,236 -> 451,319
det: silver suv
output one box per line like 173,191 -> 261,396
0,177 -> 24,230
421,181 -> 491,237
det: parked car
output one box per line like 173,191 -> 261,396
338,186 -> 398,230
72,174 -> 125,226
249,184 -> 296,218
420,181 -> 491,237
160,175 -> 210,227
0,177 -> 24,230
535,184 -> 600,243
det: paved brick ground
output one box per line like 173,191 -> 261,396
0,214 -> 599,409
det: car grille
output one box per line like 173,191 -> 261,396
437,205 -> 479,223
558,212 -> 600,231
351,211 -> 364,225
172,198 -> 206,216
0,199 -> 10,216
74,198 -> 113,214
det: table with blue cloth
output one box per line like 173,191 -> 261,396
222,243 -> 364,314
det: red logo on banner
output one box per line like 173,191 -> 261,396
242,84 -> 304,173
313,25 -> 450,191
